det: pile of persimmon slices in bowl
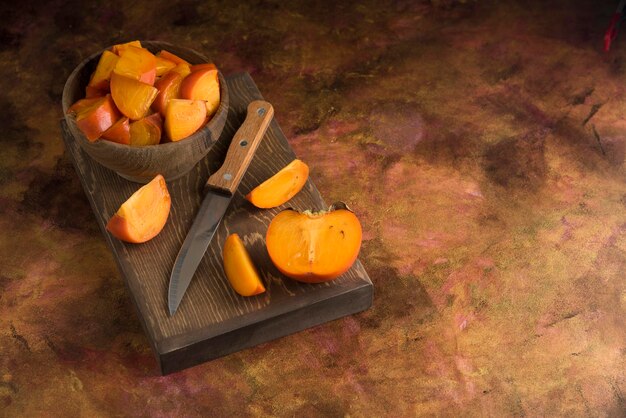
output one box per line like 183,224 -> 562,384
67,40 -> 220,145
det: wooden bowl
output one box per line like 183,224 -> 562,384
62,41 -> 229,183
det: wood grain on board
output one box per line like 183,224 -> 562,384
61,73 -> 373,375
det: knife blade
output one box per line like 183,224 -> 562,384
168,100 -> 274,316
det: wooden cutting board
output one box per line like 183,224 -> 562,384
61,73 -> 373,375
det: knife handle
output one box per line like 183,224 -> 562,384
205,100 -> 274,195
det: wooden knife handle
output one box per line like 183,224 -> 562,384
205,100 -> 274,195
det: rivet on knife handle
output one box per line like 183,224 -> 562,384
206,100 -> 274,195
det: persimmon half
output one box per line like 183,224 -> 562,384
106,174 -> 171,244
266,203 -> 362,283
246,159 -> 309,209
222,233 -> 266,296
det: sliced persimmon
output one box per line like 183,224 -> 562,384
157,50 -> 190,66
106,174 -> 171,244
110,71 -> 158,120
73,95 -> 121,142
266,203 -> 362,283
111,40 -> 142,56
85,85 -> 107,98
168,62 -> 191,78
88,50 -> 119,91
129,113 -> 162,146
190,63 -> 217,73
164,99 -> 206,141
102,116 -> 130,145
180,67 -> 221,118
246,159 -> 309,208
67,97 -> 103,114
156,55 -> 176,76
114,46 -> 157,85
222,233 -> 266,296
152,71 -> 183,117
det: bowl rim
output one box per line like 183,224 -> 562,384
62,40 -> 229,151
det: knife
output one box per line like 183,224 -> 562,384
168,100 -> 274,316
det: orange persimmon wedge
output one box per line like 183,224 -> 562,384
102,116 -> 130,144
67,97 -> 103,114
110,71 -> 158,120
156,55 -> 176,76
266,203 -> 362,283
152,71 -> 183,117
114,46 -> 157,85
72,95 -> 121,142
85,85 -> 107,98
246,159 -> 309,208
168,62 -> 191,78
190,63 -> 217,73
164,99 -> 206,141
106,174 -> 171,243
180,67 -> 220,117
111,40 -> 142,56
157,50 -> 190,66
88,50 -> 119,91
130,113 -> 162,146
222,233 -> 266,297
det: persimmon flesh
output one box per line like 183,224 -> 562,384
164,99 -> 206,141
246,159 -> 309,208
266,204 -> 362,283
180,67 -> 220,117
73,95 -> 121,141
129,113 -> 162,146
222,234 -> 266,296
110,71 -> 158,120
155,55 -> 176,76
102,116 -> 131,145
106,174 -> 171,243
111,40 -> 142,56
114,46 -> 157,85
88,50 -> 119,91
152,71 -> 183,117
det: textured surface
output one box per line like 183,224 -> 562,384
1,0 -> 625,416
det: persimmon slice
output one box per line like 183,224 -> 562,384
102,116 -> 130,145
130,113 -> 162,146
114,46 -> 157,85
110,71 -> 158,120
222,234 -> 266,296
88,50 -> 119,91
246,159 -> 309,208
266,203 -> 362,283
180,67 -> 220,117
164,99 -> 206,141
157,50 -> 190,66
190,63 -> 217,73
106,174 -> 171,243
72,95 -> 121,142
156,55 -> 176,76
111,40 -> 142,56
152,71 -> 183,117
168,62 -> 191,78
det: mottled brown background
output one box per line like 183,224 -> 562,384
1,0 -> 625,416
